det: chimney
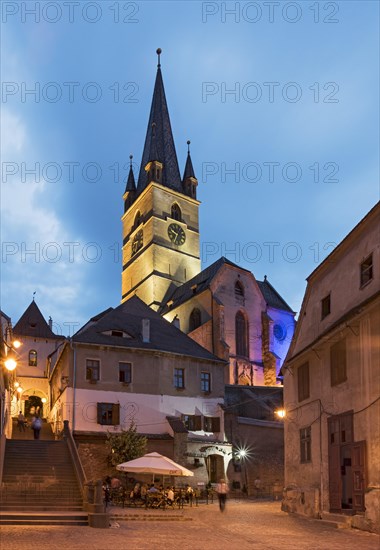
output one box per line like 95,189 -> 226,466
142,319 -> 150,343
172,315 -> 180,330
49,316 -> 53,330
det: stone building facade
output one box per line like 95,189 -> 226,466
48,296 -> 231,484
282,202 -> 380,533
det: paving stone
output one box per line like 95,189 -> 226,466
1,501 -> 379,550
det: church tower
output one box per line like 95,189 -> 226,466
121,50 -> 201,310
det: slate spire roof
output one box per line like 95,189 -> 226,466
124,155 -> 136,193
13,300 -> 64,339
136,50 -> 182,194
257,276 -> 294,313
183,141 -> 196,180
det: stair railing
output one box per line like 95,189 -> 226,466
62,420 -> 87,498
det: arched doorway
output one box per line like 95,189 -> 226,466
25,395 -> 43,418
206,454 -> 225,483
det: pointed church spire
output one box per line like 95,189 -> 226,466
182,140 -> 198,199
123,155 -> 137,211
125,155 -> 136,192
183,140 -> 196,179
137,49 -> 182,193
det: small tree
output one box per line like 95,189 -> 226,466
106,420 -> 147,467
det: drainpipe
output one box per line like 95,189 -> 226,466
72,341 -> 77,432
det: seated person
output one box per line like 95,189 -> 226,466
148,483 -> 159,494
111,477 -> 122,489
140,483 -> 148,501
133,482 -> 141,498
166,486 -> 175,504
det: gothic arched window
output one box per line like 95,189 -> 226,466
29,349 -> 38,367
235,281 -> 244,298
235,311 -> 249,357
171,203 -> 182,221
133,211 -> 142,230
189,308 -> 201,332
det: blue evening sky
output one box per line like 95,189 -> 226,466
1,1 -> 379,335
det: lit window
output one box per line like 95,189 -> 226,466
174,368 -> 185,389
119,362 -> 132,384
29,349 -> 37,367
300,426 -> 311,463
360,254 -> 373,287
86,359 -> 100,382
201,372 -> 211,393
321,294 -> 331,320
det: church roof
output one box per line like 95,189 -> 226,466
13,300 -> 64,339
183,149 -> 196,180
73,295 -> 224,363
256,278 -> 294,313
124,162 -> 136,193
136,53 -> 182,194
160,257 -> 250,314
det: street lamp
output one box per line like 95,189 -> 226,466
4,353 -> 17,371
275,409 -> 286,419
235,446 -> 251,496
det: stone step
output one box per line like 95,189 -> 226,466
0,504 -> 83,517
0,511 -> 88,525
319,512 -> 352,529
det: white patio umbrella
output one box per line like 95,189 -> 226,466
116,452 -> 194,477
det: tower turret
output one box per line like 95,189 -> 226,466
182,140 -> 198,199
123,155 -> 136,212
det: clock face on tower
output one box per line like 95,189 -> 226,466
131,229 -> 143,256
167,223 -> 186,246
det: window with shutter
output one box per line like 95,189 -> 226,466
97,403 -> 120,426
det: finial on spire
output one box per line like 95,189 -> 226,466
187,140 -> 191,154
33,291 -> 36,301
264,275 -> 267,281
156,48 -> 162,68
129,154 -> 133,168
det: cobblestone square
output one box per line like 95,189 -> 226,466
1,501 -> 379,550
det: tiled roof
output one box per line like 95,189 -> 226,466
257,278 -> 294,313
73,295 -> 224,363
13,301 -> 64,339
160,257 -> 250,314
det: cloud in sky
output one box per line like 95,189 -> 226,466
1,1 -> 378,331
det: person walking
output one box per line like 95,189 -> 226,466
216,478 -> 229,512
17,411 -> 26,432
31,415 -> 42,439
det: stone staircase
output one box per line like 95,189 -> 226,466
0,438 -> 88,526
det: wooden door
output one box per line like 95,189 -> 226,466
351,441 -> 366,512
